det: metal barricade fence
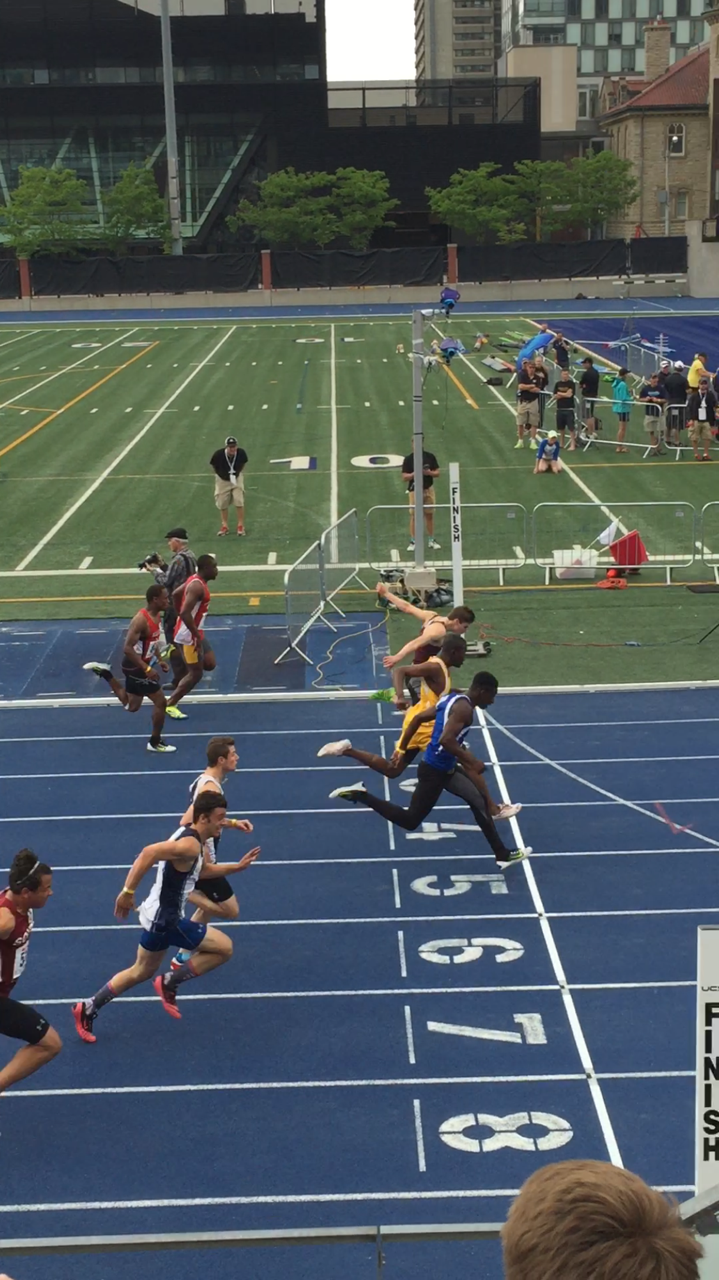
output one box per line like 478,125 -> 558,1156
532,501 -> 696,583
545,392 -> 694,460
366,503 -> 528,584
617,341 -> 661,381
700,503 -> 719,579
275,538 -> 334,665
320,508 -> 369,615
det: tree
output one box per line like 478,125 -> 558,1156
101,163 -> 171,253
567,149 -> 639,230
331,167 -> 398,250
228,168 -> 338,248
425,164 -> 521,243
0,165 -> 91,257
508,160 -> 575,240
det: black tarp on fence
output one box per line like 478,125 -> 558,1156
30,253 -> 260,297
458,240 -> 628,282
271,247 -> 444,289
627,236 -> 687,275
0,259 -> 19,299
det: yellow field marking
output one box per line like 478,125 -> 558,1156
440,362 -> 478,409
249,596 -> 261,606
0,343 -> 160,461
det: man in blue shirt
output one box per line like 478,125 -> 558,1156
534,429 -> 562,474
329,672 -> 531,869
639,372 -> 668,454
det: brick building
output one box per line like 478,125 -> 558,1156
600,19 -> 709,236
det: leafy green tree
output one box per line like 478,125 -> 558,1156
508,160 -> 575,240
425,164 -> 522,243
567,149 -> 639,230
228,168 -> 338,248
101,162 -> 171,253
331,167 -> 398,250
0,165 -> 91,257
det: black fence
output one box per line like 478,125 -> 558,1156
0,259 -> 20,299
29,252 -> 260,297
271,248 -> 444,290
457,237 -> 687,283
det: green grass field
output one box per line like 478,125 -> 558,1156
2,312 -> 719,684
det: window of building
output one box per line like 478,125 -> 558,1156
581,20 -> 595,41
534,26 -> 565,39
676,189 -> 688,218
595,46 -> 608,69
454,63 -> 492,71
596,0 -> 609,13
690,17 -> 706,41
608,19 -> 622,41
677,0 -> 689,12
567,0 -> 581,13
620,46 -> 635,68
578,85 -> 600,115
668,122 -> 685,154
649,0 -> 662,14
622,0 -> 636,16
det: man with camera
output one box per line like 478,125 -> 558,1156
140,528 -> 197,688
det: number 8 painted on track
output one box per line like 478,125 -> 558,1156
439,1111 -> 573,1154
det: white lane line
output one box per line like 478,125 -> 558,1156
330,323 -> 338,527
0,331 -> 40,351
78,557 -> 93,570
392,867 -> 402,909
380,733 -> 396,851
397,929 -> 408,978
0,329 -> 137,412
404,1006 -> 417,1065
413,1099 -> 427,1172
15,327 -> 236,571
267,551 -> 277,565
478,705 -> 624,1167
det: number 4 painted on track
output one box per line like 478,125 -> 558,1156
411,873 -> 508,896
427,1014 -> 547,1045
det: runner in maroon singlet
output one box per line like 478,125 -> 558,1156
0,850 -> 61,1094
82,583 -> 175,753
378,583 -> 476,702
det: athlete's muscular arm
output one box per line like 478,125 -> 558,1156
0,908 -> 15,940
123,612 -> 156,679
114,836 -> 200,920
392,658 -> 445,709
178,579 -> 204,646
439,702 -> 485,777
198,848 -> 261,877
377,584 -> 437,623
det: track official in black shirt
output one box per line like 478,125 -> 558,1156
210,437 -> 249,537
402,446 -> 440,552
579,358 -> 600,438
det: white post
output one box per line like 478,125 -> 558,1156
412,309 -> 426,569
449,461 -> 464,606
160,0 -> 184,256
696,926 -> 719,1193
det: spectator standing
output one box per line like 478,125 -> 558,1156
210,436 -> 248,537
579,357 -> 600,439
149,528 -> 197,688
401,444 -> 440,552
687,376 -> 717,461
664,359 -> 689,445
515,360 -> 541,451
533,355 -> 549,429
553,367 -> 576,449
534,429 -> 561,474
658,358 -> 671,385
638,371 -> 668,455
688,351 -> 710,390
552,331 -> 570,370
611,367 -> 633,453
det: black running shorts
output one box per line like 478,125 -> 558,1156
0,995 -> 50,1045
194,875 -> 234,904
122,664 -> 161,698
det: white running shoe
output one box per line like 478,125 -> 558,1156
329,782 -> 367,801
147,740 -> 177,753
83,662 -> 111,677
496,847 -> 532,869
495,803 -> 522,820
317,739 -> 352,757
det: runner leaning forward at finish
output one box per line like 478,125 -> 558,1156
165,553 -> 219,721
83,583 -> 175,754
0,850 -> 62,1095
330,672 -> 531,869
319,632 -> 521,828
378,582 -> 476,702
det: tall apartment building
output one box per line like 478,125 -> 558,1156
501,0 -> 707,78
415,0 -> 502,80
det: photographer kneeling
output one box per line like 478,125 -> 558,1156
139,527 -> 197,688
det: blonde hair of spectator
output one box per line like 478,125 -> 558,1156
501,1159 -> 703,1280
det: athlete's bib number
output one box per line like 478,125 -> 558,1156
13,941 -> 29,981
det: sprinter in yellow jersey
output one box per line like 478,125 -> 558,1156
318,633 -> 520,822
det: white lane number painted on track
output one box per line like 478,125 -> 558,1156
439,1111 -> 573,1154
418,937 -> 524,965
411,873 -> 507,897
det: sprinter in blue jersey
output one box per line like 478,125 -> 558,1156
330,671 -> 531,868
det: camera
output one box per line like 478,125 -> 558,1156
137,552 -> 165,572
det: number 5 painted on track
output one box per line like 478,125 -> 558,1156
411,873 -> 507,897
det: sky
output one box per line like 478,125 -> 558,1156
325,0 -> 415,81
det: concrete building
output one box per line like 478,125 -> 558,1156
415,0 -> 502,80
498,42 -> 608,155
600,21 -> 709,236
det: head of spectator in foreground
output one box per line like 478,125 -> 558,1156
616,366 -> 628,381
502,1160 -> 703,1280
660,359 -> 670,372
165,526 -> 189,556
582,356 -> 594,368
445,606 -> 475,637
547,429 -> 558,443
674,360 -> 685,371
559,367 -> 572,382
225,436 -> 239,458
649,372 -> 660,385
699,377 -> 710,391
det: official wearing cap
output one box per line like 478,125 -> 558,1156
210,436 -> 248,537
150,527 -> 197,685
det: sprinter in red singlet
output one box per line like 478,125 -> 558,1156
165,554 -> 219,720
83,583 -> 175,753
0,850 -> 61,1095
